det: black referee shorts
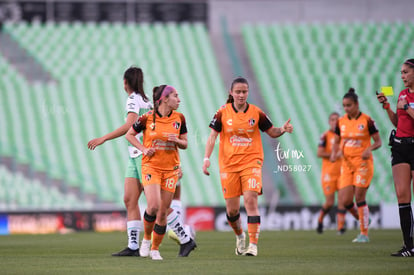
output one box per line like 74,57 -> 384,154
391,142 -> 414,170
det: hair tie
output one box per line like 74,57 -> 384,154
157,85 -> 175,104
404,61 -> 414,67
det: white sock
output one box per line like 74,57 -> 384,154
167,208 -> 190,244
170,199 -> 183,216
127,220 -> 142,250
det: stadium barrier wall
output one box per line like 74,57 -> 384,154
0,203 -> 402,235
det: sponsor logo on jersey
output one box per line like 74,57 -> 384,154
152,139 -> 176,151
229,135 -> 252,147
344,139 -> 362,147
226,119 -> 233,126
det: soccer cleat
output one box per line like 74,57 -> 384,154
167,229 -> 181,245
150,250 -> 163,260
178,238 -> 197,257
235,232 -> 246,255
316,222 -> 323,234
111,247 -> 140,256
243,243 -> 258,256
352,234 -> 369,243
140,239 -> 151,257
391,246 -> 414,257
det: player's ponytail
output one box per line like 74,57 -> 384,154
123,66 -> 149,102
343,87 -> 358,103
152,85 -> 167,131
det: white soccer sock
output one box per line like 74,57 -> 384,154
167,208 -> 190,244
170,199 -> 183,216
127,220 -> 142,250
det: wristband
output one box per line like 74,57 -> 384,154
203,157 -> 209,162
404,103 -> 409,110
383,102 -> 390,110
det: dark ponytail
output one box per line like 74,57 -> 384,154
343,87 -> 358,103
124,66 -> 149,102
152,85 -> 167,131
227,77 -> 249,103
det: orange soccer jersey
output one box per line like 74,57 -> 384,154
319,130 -> 342,174
132,110 -> 187,171
335,112 -> 378,160
319,130 -> 342,195
209,103 -> 273,172
335,112 -> 378,188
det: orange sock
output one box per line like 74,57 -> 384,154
357,202 -> 369,236
337,209 -> 346,231
247,216 -> 261,245
151,224 -> 166,250
227,213 -> 243,236
151,231 -> 165,250
143,211 -> 156,240
318,207 -> 330,223
345,203 -> 359,221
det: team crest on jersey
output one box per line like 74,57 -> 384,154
150,123 -> 155,130
358,124 -> 365,130
145,174 -> 152,181
248,118 -> 256,126
227,119 -> 233,126
172,121 -> 181,129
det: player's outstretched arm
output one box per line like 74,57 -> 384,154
266,118 -> 293,138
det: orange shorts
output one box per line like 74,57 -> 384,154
339,157 -> 373,189
321,172 -> 340,196
220,167 -> 263,199
141,166 -> 179,193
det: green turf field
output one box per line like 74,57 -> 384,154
1,230 -> 413,274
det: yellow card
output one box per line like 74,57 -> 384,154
381,86 -> 394,96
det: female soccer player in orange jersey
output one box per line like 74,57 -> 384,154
126,85 -> 195,260
331,88 -> 382,243
202,77 -> 293,256
316,112 -> 359,234
316,112 -> 342,233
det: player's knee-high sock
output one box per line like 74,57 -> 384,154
227,213 -> 243,236
143,211 -> 156,241
337,209 -> 346,231
127,220 -> 142,250
167,208 -> 190,244
247,216 -> 261,245
345,202 -> 359,220
399,203 -> 414,249
357,201 -> 369,236
318,207 -> 331,223
151,224 -> 166,251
